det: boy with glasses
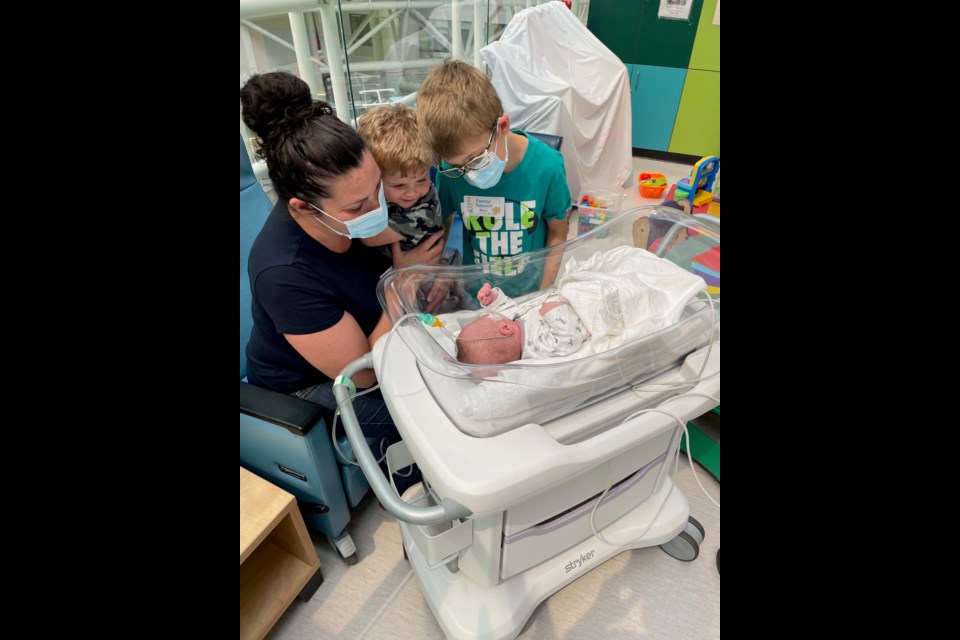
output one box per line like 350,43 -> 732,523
417,60 -> 571,297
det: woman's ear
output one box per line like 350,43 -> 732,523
288,197 -> 313,216
498,113 -> 511,134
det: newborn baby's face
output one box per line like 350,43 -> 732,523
457,315 -> 523,364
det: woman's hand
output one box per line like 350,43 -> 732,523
392,232 -> 452,313
391,231 -> 445,270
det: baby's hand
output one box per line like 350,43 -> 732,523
477,283 -> 497,306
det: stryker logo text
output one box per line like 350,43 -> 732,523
564,549 -> 596,573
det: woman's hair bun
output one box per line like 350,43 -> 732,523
240,72 -> 332,147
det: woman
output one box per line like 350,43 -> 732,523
240,72 -> 443,437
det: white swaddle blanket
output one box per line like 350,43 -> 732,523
457,246 -> 708,429
557,245 -> 707,353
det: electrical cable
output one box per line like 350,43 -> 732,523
588,408 -> 687,547
658,391 -> 721,508
330,312 -> 425,476
587,390 -> 720,547
630,289 -> 717,399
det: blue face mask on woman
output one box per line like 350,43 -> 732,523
463,130 -> 509,189
310,183 -> 389,239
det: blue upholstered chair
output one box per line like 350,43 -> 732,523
527,131 -> 563,152
240,135 -> 378,564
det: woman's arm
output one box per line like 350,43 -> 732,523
360,226 -> 405,247
367,310 -> 393,353
285,311 -> 382,388
390,230 -> 444,269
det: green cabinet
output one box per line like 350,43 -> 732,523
586,0 -> 644,64
589,0 -> 719,156
588,0 -> 705,69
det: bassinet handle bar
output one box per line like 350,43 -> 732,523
335,354 -> 472,526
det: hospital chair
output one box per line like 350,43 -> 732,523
527,131 -> 562,152
239,135 -> 380,564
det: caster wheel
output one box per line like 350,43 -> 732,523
660,530 -> 700,562
402,542 -> 408,562
716,548 -> 720,574
684,516 -> 705,545
329,532 -> 358,565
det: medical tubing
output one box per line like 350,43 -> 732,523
588,391 -> 721,547
658,392 -> 721,508
331,313 -> 441,470
694,291 -> 716,381
374,321 -> 413,476
589,408 -> 688,547
329,317 -> 401,468
417,312 -> 449,334
330,384 -> 389,467
629,290 -> 717,398
626,392 -> 720,509
335,353 -> 471,525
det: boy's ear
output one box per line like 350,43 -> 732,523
499,322 -> 515,336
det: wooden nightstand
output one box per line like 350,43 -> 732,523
240,467 -> 323,640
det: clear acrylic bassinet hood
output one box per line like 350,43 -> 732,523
375,206 -> 720,437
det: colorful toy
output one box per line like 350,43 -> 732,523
691,246 -> 720,295
638,172 -> 668,198
576,185 -> 624,236
675,156 -> 719,207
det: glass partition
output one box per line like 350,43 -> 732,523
240,0 -> 592,126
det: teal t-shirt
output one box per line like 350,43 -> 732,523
438,131 -> 571,297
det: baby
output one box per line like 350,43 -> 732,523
455,283 -> 589,364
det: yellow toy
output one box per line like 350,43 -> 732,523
675,156 -> 719,207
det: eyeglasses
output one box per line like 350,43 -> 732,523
437,120 -> 500,178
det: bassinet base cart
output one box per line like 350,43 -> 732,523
337,206 -> 720,640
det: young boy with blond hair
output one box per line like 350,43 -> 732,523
416,60 -> 571,297
357,103 -> 449,258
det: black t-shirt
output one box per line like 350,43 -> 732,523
246,201 -> 392,393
